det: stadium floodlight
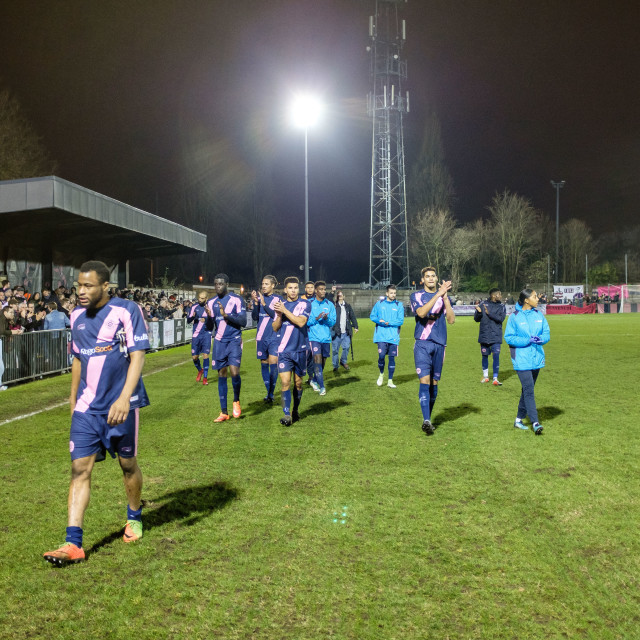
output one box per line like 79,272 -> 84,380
551,180 -> 565,284
290,94 -> 323,130
291,94 -> 323,283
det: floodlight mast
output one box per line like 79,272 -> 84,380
291,95 -> 322,284
551,180 -> 565,284
368,0 -> 410,288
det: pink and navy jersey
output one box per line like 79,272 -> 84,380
410,290 -> 453,346
187,302 -> 211,338
254,294 -> 282,342
70,298 -> 150,414
276,298 -> 312,354
206,293 -> 247,342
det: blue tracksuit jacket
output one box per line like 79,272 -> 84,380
504,303 -> 550,370
307,298 -> 337,344
370,298 -> 404,345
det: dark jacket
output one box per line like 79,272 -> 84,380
0,312 -> 12,338
474,299 -> 506,344
331,301 -> 358,338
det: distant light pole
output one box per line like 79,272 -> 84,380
291,94 -> 322,284
551,180 -> 565,284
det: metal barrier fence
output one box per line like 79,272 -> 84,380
0,329 -> 72,385
0,315 -> 257,387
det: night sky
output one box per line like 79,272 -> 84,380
2,0 -> 638,282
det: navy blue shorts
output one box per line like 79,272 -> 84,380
191,332 -> 212,356
70,409 -> 139,462
256,336 -> 279,360
212,338 -> 243,369
377,342 -> 398,358
310,341 -> 331,358
480,343 -> 501,356
278,350 -> 308,377
414,340 -> 445,381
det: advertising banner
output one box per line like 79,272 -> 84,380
163,320 -> 175,346
148,322 -> 161,350
553,285 -> 584,302
547,304 -> 596,315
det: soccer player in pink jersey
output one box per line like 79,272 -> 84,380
44,261 -> 150,566
273,277 -> 311,426
251,275 -> 282,403
207,274 -> 247,422
410,266 -> 455,436
187,290 -> 213,385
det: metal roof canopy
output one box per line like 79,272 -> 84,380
0,176 -> 206,256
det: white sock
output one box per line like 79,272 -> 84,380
483,369 -> 488,377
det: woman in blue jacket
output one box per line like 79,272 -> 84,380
504,288 -> 551,435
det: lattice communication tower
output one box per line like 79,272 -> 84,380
367,0 -> 410,288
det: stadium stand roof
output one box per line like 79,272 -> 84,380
0,176 -> 206,256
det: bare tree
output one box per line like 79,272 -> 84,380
447,223 -> 481,290
0,87 -> 57,180
248,178 -> 281,286
466,217 -> 496,279
560,218 -> 592,282
406,109 -> 455,215
487,191 -> 541,292
410,207 -> 456,277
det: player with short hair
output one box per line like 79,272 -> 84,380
187,291 -> 213,385
474,288 -> 506,385
273,277 -> 311,426
370,284 -> 404,388
43,260 -> 150,566
307,281 -> 336,396
207,274 -> 247,422
410,266 -> 455,435
251,275 -> 282,403
300,281 -> 316,384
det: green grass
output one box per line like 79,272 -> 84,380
1,315 -> 639,639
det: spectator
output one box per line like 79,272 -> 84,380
155,297 -> 172,320
31,291 -> 43,310
331,290 -> 358,372
0,305 -> 21,390
44,301 -> 71,330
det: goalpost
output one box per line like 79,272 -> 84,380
618,285 -> 640,313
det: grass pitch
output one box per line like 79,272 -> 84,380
1,314 -> 639,639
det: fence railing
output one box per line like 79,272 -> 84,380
0,315 -> 257,387
0,329 -> 72,386
1,318 -> 201,387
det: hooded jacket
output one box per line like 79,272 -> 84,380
504,303 -> 550,371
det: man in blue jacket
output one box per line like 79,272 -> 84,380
307,281 -> 336,396
474,288 -> 506,385
370,285 -> 404,388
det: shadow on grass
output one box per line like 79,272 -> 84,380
433,403 -> 482,426
324,375 -> 362,390
330,359 -> 368,372
496,369 -> 518,383
245,397 -> 281,416
538,406 -> 564,421
386,373 -> 414,386
87,481 -> 238,556
302,399 -> 352,417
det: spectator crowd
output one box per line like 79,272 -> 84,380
0,279 -> 201,389
0,279 -> 201,334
